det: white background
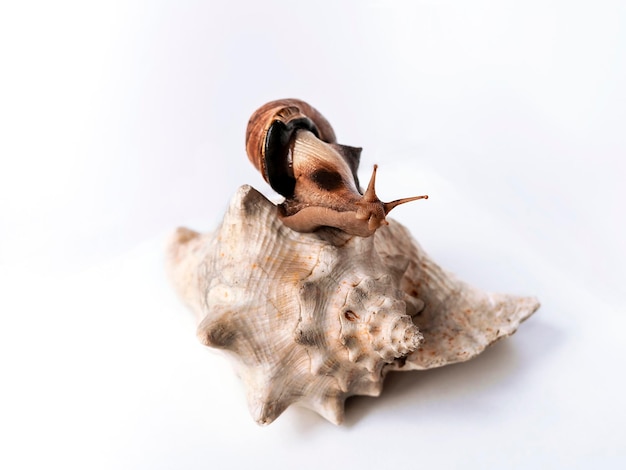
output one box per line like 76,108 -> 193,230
1,1 -> 625,468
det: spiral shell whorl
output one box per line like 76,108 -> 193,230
338,276 -> 422,366
245,99 -> 337,196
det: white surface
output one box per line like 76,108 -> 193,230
1,1 -> 625,469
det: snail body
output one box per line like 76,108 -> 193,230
245,99 -> 427,237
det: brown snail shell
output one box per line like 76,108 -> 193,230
245,99 -> 428,237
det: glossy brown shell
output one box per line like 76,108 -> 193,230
245,99 -> 337,197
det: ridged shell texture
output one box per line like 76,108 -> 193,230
167,186 -> 539,425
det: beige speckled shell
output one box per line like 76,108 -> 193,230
167,185 -> 539,425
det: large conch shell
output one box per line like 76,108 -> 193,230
167,185 -> 539,425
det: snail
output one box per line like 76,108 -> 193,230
245,99 -> 428,237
